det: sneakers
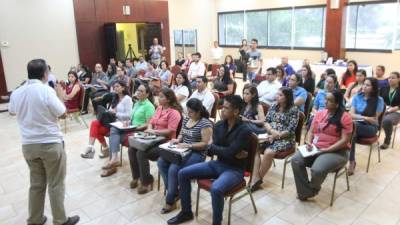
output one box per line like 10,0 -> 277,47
62,215 -> 80,225
81,146 -> 95,159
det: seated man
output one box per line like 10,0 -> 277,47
257,67 -> 281,105
167,95 -> 252,225
187,76 -> 215,114
187,52 -> 206,89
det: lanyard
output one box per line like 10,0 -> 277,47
389,89 -> 396,105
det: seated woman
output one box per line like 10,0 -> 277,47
312,74 -> 337,114
157,98 -> 213,214
212,66 -> 234,104
57,71 -> 81,111
128,88 -> 182,194
100,84 -> 155,177
348,77 -> 384,175
171,72 -> 192,108
276,65 -> 288,87
291,90 -> 353,200
251,87 -> 299,191
340,60 -> 358,89
344,69 -> 366,108
223,55 -> 236,79
81,81 -> 133,159
159,60 -> 172,87
376,65 -> 389,90
288,73 -> 308,112
175,52 -> 185,67
301,65 -> 315,95
380,72 -> 400,149
241,84 -> 266,134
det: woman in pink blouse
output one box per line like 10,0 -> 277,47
128,88 -> 182,194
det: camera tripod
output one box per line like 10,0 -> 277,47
125,44 -> 137,60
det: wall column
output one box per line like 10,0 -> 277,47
325,0 -> 348,59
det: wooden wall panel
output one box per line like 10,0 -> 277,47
325,0 -> 347,59
73,0 -> 170,69
0,52 -> 7,96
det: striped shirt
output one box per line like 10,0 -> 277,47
181,117 -> 212,145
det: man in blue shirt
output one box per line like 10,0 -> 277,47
281,56 -> 295,76
167,95 -> 252,225
288,73 -> 308,112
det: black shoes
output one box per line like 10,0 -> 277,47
167,211 -> 194,224
28,216 -> 47,225
250,179 -> 263,192
62,216 -> 80,225
380,143 -> 389,150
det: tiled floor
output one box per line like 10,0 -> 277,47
1,78 -> 400,225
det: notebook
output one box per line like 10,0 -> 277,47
109,121 -> 137,131
298,144 -> 321,158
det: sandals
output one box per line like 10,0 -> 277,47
99,147 -> 110,159
100,167 -> 117,177
250,179 -> 263,192
101,161 -> 120,170
160,203 -> 177,214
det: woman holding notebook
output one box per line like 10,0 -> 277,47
291,90 -> 353,201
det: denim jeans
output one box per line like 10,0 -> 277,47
109,127 -> 124,154
350,121 -> 378,161
247,71 -> 257,82
178,160 -> 244,225
157,152 -> 205,204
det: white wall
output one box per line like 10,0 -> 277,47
0,0 -> 79,90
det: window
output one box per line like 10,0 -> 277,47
174,29 -> 197,57
396,5 -> 400,49
246,11 -> 268,46
346,2 -> 397,50
294,7 -> 325,48
174,30 -> 183,45
218,12 -> 244,45
218,6 -> 326,48
268,9 -> 292,47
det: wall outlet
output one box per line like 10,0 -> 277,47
1,41 -> 9,47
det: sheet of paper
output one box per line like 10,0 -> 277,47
110,121 -> 136,130
298,144 -> 321,158
159,142 -> 189,153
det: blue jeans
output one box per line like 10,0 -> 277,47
247,71 -> 257,82
178,160 -> 244,225
350,121 -> 378,161
157,152 -> 205,204
109,127 -> 124,154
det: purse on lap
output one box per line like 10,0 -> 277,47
128,132 -> 166,151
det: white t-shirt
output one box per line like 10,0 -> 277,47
211,47 -> 223,60
173,85 -> 190,100
257,79 -> 282,105
188,62 -> 206,81
189,88 -> 215,113
9,79 -> 66,144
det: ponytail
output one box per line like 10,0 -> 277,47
186,98 -> 209,119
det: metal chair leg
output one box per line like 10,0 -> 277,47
119,145 -> 123,167
272,159 -> 276,167
366,144 -> 372,173
345,167 -> 350,191
228,196 -> 233,225
195,187 -> 200,217
392,126 -> 397,149
247,188 -> 258,213
330,172 -> 338,206
157,170 -> 161,191
64,117 -> 67,133
377,142 -> 381,163
281,158 -> 288,189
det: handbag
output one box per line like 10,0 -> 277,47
96,105 -> 116,128
128,133 -> 166,151
159,143 -> 192,165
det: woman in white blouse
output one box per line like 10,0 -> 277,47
171,72 -> 192,108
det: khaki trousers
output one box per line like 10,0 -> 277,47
22,142 -> 67,225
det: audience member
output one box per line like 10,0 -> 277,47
149,37 -> 164,66
188,77 -> 215,114
340,60 -> 358,88
288,73 -> 308,112
344,69 -> 366,108
281,57 -> 295,76
292,90 -> 352,200
276,65 -> 289,87
241,84 -> 266,134
159,60 -> 172,87
257,67 -> 281,105
57,71 -> 82,111
187,52 -> 206,88
47,65 -> 57,88
224,55 -> 236,79
211,41 -> 223,64
375,65 -> 389,90
175,52 -> 185,67
167,95 -> 252,225
158,98 -> 213,214
212,66 -> 234,104
125,59 -> 137,78
135,56 -> 148,72
301,65 -> 315,95
251,87 -> 299,191
239,39 -> 249,82
246,39 -> 262,82
172,72 -> 191,108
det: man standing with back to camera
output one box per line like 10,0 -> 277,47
8,59 -> 79,225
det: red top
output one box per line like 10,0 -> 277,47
311,109 -> 353,149
65,83 -> 81,111
149,106 -> 181,140
341,72 -> 356,88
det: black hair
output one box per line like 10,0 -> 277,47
107,64 -> 117,78
240,39 -> 248,48
302,65 -> 313,80
218,66 -> 232,86
242,84 -> 259,115
160,60 -> 169,68
342,60 -> 358,85
224,55 -> 234,65
149,62 -> 157,69
293,73 -> 303,86
175,72 -> 193,96
27,59 -> 48,80
224,95 -> 245,113
279,87 -> 294,111
324,90 -> 345,133
325,68 -> 336,76
138,83 -> 154,104
349,69 -> 367,94
391,71 -> 400,78
160,87 -> 183,113
68,71 -> 79,84
276,65 -> 286,79
186,98 -> 209,119
111,80 -> 129,108
192,52 -> 202,58
197,76 -> 208,84
251,38 -> 258,44
326,74 -> 338,85
362,77 -> 379,117
267,67 -> 277,74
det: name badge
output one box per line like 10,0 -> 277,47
313,136 -> 319,145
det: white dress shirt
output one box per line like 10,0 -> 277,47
188,88 -> 215,113
9,79 -> 66,144
188,62 -> 206,81
257,79 -> 282,105
211,47 -> 223,60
